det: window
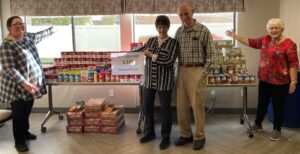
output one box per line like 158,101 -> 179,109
25,16 -> 73,63
74,15 -> 120,51
24,13 -> 234,64
133,13 -> 234,42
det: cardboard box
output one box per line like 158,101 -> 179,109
101,118 -> 125,134
66,109 -> 85,119
66,126 -> 83,133
85,98 -> 107,112
84,118 -> 101,126
101,115 -> 124,127
67,118 -> 84,126
101,105 -> 124,119
66,109 -> 85,126
84,126 -> 101,133
84,111 -> 101,119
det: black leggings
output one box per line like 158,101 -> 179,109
255,81 -> 289,131
11,99 -> 34,144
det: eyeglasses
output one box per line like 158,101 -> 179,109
11,22 -> 25,26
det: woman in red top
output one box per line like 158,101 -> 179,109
226,18 -> 298,141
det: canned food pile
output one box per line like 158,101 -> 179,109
207,43 -> 256,85
44,51 -> 142,83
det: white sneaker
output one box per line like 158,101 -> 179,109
269,130 -> 281,141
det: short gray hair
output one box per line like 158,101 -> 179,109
266,18 -> 284,29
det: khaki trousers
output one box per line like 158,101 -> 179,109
176,66 -> 206,140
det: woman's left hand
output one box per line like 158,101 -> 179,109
289,81 -> 297,94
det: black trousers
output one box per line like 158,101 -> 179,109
255,81 -> 289,131
11,99 -> 34,144
143,88 -> 172,139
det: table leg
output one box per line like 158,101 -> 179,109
40,85 -> 63,133
240,87 -> 253,138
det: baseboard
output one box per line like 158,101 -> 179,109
31,107 -> 256,114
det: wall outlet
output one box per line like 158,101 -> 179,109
210,90 -> 216,97
109,89 -> 114,97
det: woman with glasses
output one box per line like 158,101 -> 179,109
0,16 -> 54,152
132,15 -> 179,150
226,18 -> 299,141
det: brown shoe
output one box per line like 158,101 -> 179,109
174,136 -> 193,146
193,138 -> 205,150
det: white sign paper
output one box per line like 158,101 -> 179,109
111,52 -> 144,75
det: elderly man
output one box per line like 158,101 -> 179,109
174,3 -> 215,150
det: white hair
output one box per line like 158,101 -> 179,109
266,18 -> 284,29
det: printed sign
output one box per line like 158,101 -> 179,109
111,52 -> 144,75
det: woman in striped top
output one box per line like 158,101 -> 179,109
132,15 -> 179,150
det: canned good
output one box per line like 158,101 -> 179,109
232,75 -> 238,84
208,75 -> 215,84
238,74 -> 244,84
226,75 -> 232,84
220,74 -> 226,84
215,75 -> 220,84
227,65 -> 233,75
250,75 -> 256,83
63,74 -> 69,82
244,75 -> 250,84
87,70 -> 94,82
214,65 -> 220,75
75,74 -> 81,82
105,72 -> 111,82
69,74 -> 75,82
94,71 -> 99,82
58,74 -> 63,82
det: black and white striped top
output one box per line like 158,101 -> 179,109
133,37 -> 179,91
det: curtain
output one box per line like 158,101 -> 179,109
125,0 -> 245,14
10,0 -> 124,16
10,0 -> 245,16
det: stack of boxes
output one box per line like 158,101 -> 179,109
84,98 -> 106,133
66,98 -> 125,134
101,105 -> 125,134
66,109 -> 85,133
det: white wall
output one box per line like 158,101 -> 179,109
280,0 -> 300,59
0,0 -> 10,37
0,0 -> 282,110
35,85 -> 140,108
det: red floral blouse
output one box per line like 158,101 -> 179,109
248,35 -> 299,85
